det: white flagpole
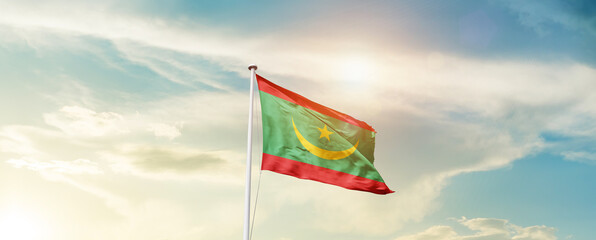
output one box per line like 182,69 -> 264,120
243,64 -> 257,240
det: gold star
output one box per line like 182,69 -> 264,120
317,124 -> 334,141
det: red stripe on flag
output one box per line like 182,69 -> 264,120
256,74 -> 376,132
261,153 -> 394,195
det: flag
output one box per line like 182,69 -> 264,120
257,74 -> 394,194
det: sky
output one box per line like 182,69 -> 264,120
0,0 -> 595,239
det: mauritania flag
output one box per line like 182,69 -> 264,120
257,74 -> 394,195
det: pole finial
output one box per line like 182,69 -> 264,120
248,64 -> 258,71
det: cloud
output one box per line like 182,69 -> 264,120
6,157 -> 103,175
395,217 -> 557,240
561,151 -> 596,165
501,0 -> 596,36
0,0 -> 259,88
0,125 -> 96,167
0,126 -> 40,156
133,149 -> 221,173
396,226 -> 457,240
100,147 -> 244,184
104,144 -> 236,175
0,124 -> 244,240
460,217 -> 510,236
44,105 -> 184,140
2,100 -> 245,182
44,106 -> 128,137
112,41 -> 237,90
147,123 -> 182,140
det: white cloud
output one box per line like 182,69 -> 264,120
42,104 -> 203,141
6,157 -> 103,175
460,217 -> 511,237
514,225 -> 559,240
561,151 -> 596,164
0,125 -> 95,167
147,123 -> 182,140
395,226 -> 457,240
44,106 -> 128,137
395,217 -> 557,240
0,126 -> 40,155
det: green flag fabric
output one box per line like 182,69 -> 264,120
257,74 -> 393,194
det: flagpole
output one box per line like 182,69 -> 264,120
243,64 -> 257,240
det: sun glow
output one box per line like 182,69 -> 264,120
339,56 -> 375,83
0,207 -> 48,240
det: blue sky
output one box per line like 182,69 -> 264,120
0,1 -> 595,240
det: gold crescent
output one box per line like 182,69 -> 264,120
292,117 -> 359,160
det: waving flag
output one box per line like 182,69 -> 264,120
257,74 -> 393,194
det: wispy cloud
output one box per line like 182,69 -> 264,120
146,123 -> 182,140
501,0 -> 596,37
561,151 -> 596,165
6,157 -> 103,175
395,217 -> 557,240
43,105 -> 186,140
44,106 -> 129,137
